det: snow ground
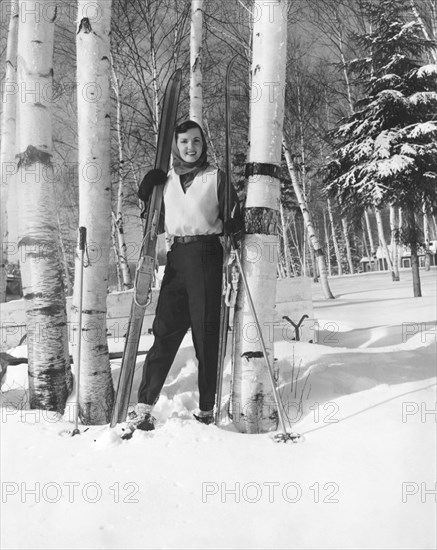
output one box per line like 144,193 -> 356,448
1,268 -> 436,550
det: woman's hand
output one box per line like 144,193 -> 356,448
224,217 -> 244,241
138,168 -> 167,202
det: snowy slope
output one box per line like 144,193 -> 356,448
1,268 -> 436,550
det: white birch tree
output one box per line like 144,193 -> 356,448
341,217 -> 354,274
73,1 -> 114,424
422,205 -> 432,271
323,210 -> 332,276
189,0 -> 204,124
16,0 -> 72,411
409,0 -> 437,61
279,201 -> 293,277
375,208 -> 397,279
110,56 -> 132,291
364,209 -> 376,269
327,198 -> 343,275
231,0 -> 288,434
0,0 -> 18,302
283,140 -> 334,298
389,205 -> 401,276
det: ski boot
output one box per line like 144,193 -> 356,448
122,404 -> 156,440
193,409 -> 214,425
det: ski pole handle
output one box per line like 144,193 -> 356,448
78,226 -> 87,251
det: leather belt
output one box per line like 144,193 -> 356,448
173,235 -> 220,244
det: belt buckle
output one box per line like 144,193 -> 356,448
175,235 -> 216,244
179,235 -> 196,243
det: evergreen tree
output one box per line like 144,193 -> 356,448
324,0 -> 437,296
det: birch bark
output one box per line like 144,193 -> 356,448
73,1 -> 114,424
0,0 -> 19,302
16,0 -> 72,411
189,0 -> 204,124
231,0 -> 288,434
283,142 -> 334,298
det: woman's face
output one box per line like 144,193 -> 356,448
176,127 -> 203,163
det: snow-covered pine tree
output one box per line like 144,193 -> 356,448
324,0 -> 437,297
73,1 -> 114,423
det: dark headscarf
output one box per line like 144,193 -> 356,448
171,120 -> 208,188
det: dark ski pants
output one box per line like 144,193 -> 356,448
138,237 -> 223,411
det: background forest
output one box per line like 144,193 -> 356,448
2,0 -> 436,294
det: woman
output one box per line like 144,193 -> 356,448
128,120 -> 242,433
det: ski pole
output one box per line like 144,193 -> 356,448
231,237 -> 300,443
72,226 -> 86,437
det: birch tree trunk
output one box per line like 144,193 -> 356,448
362,227 -> 371,271
74,1 -> 114,424
308,235 -> 318,282
296,80 -> 308,194
279,202 -> 292,277
364,209 -> 376,270
16,0 -> 72,411
406,208 -> 422,297
111,214 -> 123,291
111,57 -> 132,290
231,0 -> 288,434
327,198 -> 343,276
0,0 -> 19,302
189,0 -> 203,124
389,205 -> 401,280
283,142 -> 334,297
410,0 -> 437,62
302,231 -> 308,276
56,210 -> 72,296
290,216 -> 303,274
422,204 -> 431,271
375,208 -> 397,280
323,210 -> 332,276
341,217 -> 354,274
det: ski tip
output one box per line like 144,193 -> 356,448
273,432 -> 302,444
